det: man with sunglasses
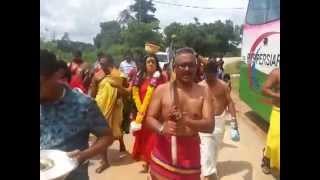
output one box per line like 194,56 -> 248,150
146,47 -> 214,180
198,60 -> 239,180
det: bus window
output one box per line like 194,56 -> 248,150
246,0 -> 268,25
156,54 -> 167,62
267,0 -> 280,22
246,0 -> 280,25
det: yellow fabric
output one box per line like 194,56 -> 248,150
265,106 -> 280,170
95,69 -> 125,138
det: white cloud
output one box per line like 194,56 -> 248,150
40,0 -> 248,44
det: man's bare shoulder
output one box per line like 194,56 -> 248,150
193,82 -> 208,95
156,82 -> 170,91
218,79 -> 229,89
267,68 -> 280,83
193,82 -> 204,88
198,80 -> 208,87
154,82 -> 170,97
270,68 -> 280,76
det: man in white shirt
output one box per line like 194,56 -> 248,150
119,52 -> 137,77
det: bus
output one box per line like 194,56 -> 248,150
156,51 -> 170,70
239,0 -> 280,122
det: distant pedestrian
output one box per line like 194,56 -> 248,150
223,73 -> 232,91
119,51 -> 137,78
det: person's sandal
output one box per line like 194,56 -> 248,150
261,157 -> 271,174
141,163 -> 149,173
261,148 -> 271,174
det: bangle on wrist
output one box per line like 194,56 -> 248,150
158,124 -> 164,134
230,121 -> 238,129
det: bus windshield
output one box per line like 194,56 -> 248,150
246,0 -> 280,25
156,54 -> 168,62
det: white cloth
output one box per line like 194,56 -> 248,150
119,60 -> 137,77
199,111 -> 226,177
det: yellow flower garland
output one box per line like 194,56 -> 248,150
132,85 -> 155,124
132,86 -> 142,112
132,71 -> 160,125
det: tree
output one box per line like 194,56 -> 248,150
163,22 -> 184,47
193,17 -> 200,26
130,0 -> 159,24
93,21 -> 122,49
163,20 -> 242,57
61,32 -> 70,41
121,21 -> 163,48
118,9 -> 135,27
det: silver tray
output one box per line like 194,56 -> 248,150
40,150 -> 78,180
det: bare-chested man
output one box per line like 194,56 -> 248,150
261,68 -> 280,174
146,47 -> 214,180
198,60 -> 239,180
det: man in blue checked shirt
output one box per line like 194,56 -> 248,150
40,49 -> 114,180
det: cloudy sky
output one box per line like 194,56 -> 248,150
40,0 -> 249,44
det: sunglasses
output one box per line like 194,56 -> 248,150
175,62 -> 197,70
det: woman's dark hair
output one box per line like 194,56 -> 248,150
137,54 -> 162,85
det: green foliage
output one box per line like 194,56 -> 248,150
225,47 -> 241,57
41,1 -> 242,66
41,38 -> 95,62
94,21 -> 122,49
130,0 -> 159,24
121,21 -> 163,48
118,9 -> 135,27
163,22 -> 183,45
164,19 -> 242,57
105,44 -> 130,66
82,49 -> 98,64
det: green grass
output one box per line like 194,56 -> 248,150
224,61 -> 241,75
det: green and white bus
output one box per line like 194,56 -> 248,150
239,0 -> 280,121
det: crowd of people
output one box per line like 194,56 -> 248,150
40,46 -> 279,180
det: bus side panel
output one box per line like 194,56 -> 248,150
240,20 -> 279,122
239,62 -> 272,122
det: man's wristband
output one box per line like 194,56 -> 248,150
158,124 -> 164,134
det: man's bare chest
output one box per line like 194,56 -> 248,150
161,91 -> 203,118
